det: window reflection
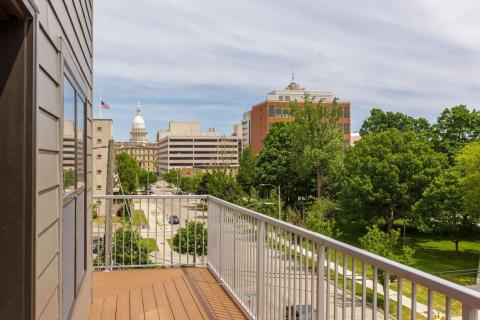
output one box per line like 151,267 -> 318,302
63,79 -> 76,195
76,95 -> 85,188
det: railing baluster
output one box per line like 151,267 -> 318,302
384,272 -> 389,320
334,250 -> 338,320
373,266 -> 377,320
326,247 -> 331,320
352,258 -> 356,320
293,234 -> 297,320
427,289 -> 433,320
361,262 -> 366,320
397,277 -> 403,320
445,296 -> 451,320
411,282 -> 417,320
256,220 -> 265,320
317,243 -> 325,320
343,254 -> 347,320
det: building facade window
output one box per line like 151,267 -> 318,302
97,169 -> 102,175
96,185 -> 102,190
343,123 -> 350,134
97,138 -> 101,143
285,96 -> 290,101
279,95 -> 284,101
96,154 -> 102,159
343,107 -> 350,118
268,105 -> 275,117
97,126 -> 102,131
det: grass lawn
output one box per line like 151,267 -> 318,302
131,209 -> 148,225
141,238 -> 159,252
166,238 -> 173,249
336,222 -> 480,286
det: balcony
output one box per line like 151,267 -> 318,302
92,195 -> 480,319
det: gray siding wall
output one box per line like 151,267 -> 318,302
34,0 -> 93,319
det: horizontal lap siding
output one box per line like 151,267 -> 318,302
35,0 -> 93,318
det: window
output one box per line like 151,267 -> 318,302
343,123 -> 350,134
276,106 -> 282,117
97,126 -> 102,131
96,169 -> 102,175
268,123 -> 273,129
343,107 -> 350,118
97,138 -> 101,143
96,154 -> 102,159
268,105 -> 275,117
62,78 -> 85,195
279,95 -> 284,101
61,73 -> 87,319
96,185 -> 102,190
285,96 -> 290,101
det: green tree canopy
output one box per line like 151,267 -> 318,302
432,105 -> 480,162
172,220 -> 208,263
290,96 -> 344,198
457,141 -> 480,215
360,108 -> 430,135
197,170 -> 243,203
342,129 -> 446,231
304,198 -> 340,238
116,152 -> 141,194
236,146 -> 257,193
413,167 -> 474,254
139,170 -> 157,190
255,121 -> 315,207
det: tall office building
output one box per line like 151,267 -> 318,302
157,122 -> 241,175
250,77 -> 351,154
241,111 -> 252,150
93,119 -> 113,216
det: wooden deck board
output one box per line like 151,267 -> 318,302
90,268 -> 246,320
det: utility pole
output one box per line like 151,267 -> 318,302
104,139 -> 114,270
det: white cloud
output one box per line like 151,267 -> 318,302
93,0 -> 480,140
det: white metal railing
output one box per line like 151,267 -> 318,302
207,196 -> 480,320
93,195 -> 208,269
93,195 -> 480,320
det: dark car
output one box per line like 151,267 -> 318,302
168,215 -> 180,224
172,190 -> 182,195
284,305 -> 316,320
148,190 -> 155,195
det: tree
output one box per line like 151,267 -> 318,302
116,152 -> 141,194
360,108 -> 430,136
432,105 -> 480,163
457,141 -> 480,214
304,198 -> 340,238
359,225 -> 414,285
197,170 -> 243,203
255,121 -> 315,207
237,146 -> 257,193
94,226 -> 153,266
138,170 -> 157,190
341,129 -> 446,232
291,96 -> 344,198
162,169 -> 181,187
413,167 -> 474,254
172,220 -> 208,263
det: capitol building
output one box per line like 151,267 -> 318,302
114,101 -> 158,172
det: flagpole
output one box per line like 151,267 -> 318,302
99,90 -> 102,119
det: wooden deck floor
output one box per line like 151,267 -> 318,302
89,268 -> 246,320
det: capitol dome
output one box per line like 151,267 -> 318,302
129,101 -> 148,142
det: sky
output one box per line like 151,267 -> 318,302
93,0 -> 480,141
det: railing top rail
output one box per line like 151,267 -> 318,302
93,194 -> 208,200
208,195 -> 480,308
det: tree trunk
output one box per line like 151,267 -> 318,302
316,166 -> 322,199
454,240 -> 459,255
384,207 -> 395,233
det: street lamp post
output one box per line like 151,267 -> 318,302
259,183 -> 281,220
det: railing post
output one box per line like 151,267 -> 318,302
256,221 -> 266,320
462,305 -> 479,320
104,198 -> 112,270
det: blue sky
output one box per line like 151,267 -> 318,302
93,0 -> 480,141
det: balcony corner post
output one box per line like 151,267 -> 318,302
462,305 -> 479,320
256,220 -> 266,320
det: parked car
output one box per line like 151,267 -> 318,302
172,190 -> 182,195
148,190 -> 155,195
284,305 -> 316,320
168,215 -> 180,225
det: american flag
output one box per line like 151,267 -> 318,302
100,100 -> 111,109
